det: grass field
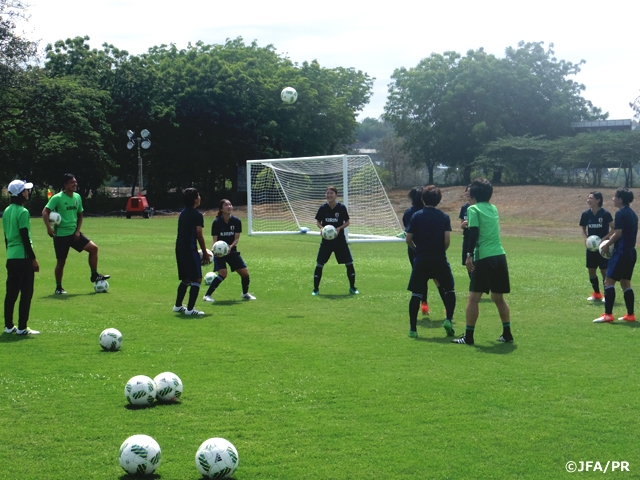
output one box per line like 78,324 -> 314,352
1,214 -> 639,479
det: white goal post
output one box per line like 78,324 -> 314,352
246,155 -> 403,242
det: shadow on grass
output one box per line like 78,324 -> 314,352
119,474 -> 161,480
43,293 -> 88,300
0,333 -> 36,343
124,403 -> 157,411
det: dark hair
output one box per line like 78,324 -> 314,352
216,198 -> 231,218
182,187 -> 199,207
408,186 -> 423,208
326,186 -> 338,195
590,191 -> 603,208
10,194 -> 25,205
63,173 -> 75,185
469,178 -> 493,203
615,187 -> 634,206
421,185 -> 442,207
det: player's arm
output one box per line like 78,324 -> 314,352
197,226 -> 210,263
42,206 -> 55,237
228,232 -> 240,250
211,235 -> 219,250
75,212 -> 83,237
18,227 -> 39,272
316,220 -> 323,230
465,226 -> 479,272
405,232 -> 415,251
581,225 -> 588,239
601,220 -> 615,241
602,228 -> 622,253
337,219 -> 350,233
443,231 -> 450,251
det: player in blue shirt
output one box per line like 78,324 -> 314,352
313,186 -> 358,295
405,185 -> 456,338
594,188 -> 638,323
173,188 -> 209,316
579,191 -> 613,302
403,187 -> 429,315
203,199 -> 256,302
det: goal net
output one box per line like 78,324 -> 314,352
246,155 -> 403,242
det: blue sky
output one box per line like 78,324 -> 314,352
21,0 -> 640,121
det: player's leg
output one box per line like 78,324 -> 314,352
53,236 -> 72,294
204,266 -> 227,302
618,250 -> 636,321
409,249 -> 428,314
491,292 -> 512,342
453,291 -> 482,345
407,261 -> 426,337
184,251 -> 203,315
79,236 -> 109,282
16,259 -> 35,331
174,250 -> 190,312
4,260 -> 20,331
436,264 -> 456,336
336,243 -> 357,294
313,244 -> 331,295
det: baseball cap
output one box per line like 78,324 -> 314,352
7,179 -> 34,196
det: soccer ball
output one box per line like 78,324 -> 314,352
586,235 -> 601,252
199,249 -> 213,265
204,271 -> 216,285
49,211 -> 61,225
280,86 -> 298,104
153,372 -> 183,403
599,239 -> 614,259
125,375 -> 157,406
321,225 -> 337,241
119,434 -> 162,475
99,328 -> 122,351
213,241 -> 229,258
195,437 -> 239,479
94,279 -> 109,293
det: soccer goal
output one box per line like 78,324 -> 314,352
246,155 -> 403,242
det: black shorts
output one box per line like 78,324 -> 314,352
316,239 -> 353,265
586,249 -> 608,270
213,251 -> 247,272
469,254 -> 510,294
53,233 -> 91,260
606,249 -> 636,282
407,257 -> 454,294
176,248 -> 202,282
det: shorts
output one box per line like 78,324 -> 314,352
53,233 -> 91,260
606,249 -> 636,282
213,251 -> 247,272
316,239 -> 353,265
469,254 -> 510,294
176,248 -> 202,281
407,257 -> 454,294
586,249 -> 608,270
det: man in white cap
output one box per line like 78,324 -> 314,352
3,179 -> 40,335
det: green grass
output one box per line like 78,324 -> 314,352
1,217 -> 639,479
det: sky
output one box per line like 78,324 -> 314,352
18,0 -> 640,121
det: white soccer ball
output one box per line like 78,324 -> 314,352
321,225 -> 337,241
125,375 -> 157,406
153,372 -> 183,403
204,271 -> 216,285
280,86 -> 298,104
199,249 -> 213,265
586,235 -> 601,252
213,241 -> 229,258
119,434 -> 162,475
599,239 -> 614,259
195,437 -> 239,479
94,279 -> 109,293
49,211 -> 61,225
99,328 -> 122,351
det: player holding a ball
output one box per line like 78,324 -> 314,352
312,186 -> 358,296
579,191 -> 613,302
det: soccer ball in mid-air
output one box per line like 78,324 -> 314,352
49,211 -> 61,225
99,328 -> 122,351
125,375 -> 157,406
586,235 -> 601,252
212,241 -> 229,258
94,279 -> 109,293
204,271 -> 216,285
154,372 -> 183,403
599,239 -> 614,259
195,437 -> 239,479
119,434 -> 162,475
199,249 -> 213,265
321,225 -> 337,241
280,86 -> 298,104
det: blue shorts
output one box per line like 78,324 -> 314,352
214,251 -> 247,272
176,248 -> 202,281
469,254 -> 510,294
586,249 -> 608,270
316,239 -> 353,265
606,249 -> 636,281
407,257 -> 454,294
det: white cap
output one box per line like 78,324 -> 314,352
7,179 -> 34,196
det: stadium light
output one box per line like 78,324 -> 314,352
126,129 -> 151,195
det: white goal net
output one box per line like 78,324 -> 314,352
246,155 -> 403,242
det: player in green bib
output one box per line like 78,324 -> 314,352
42,173 -> 110,294
3,179 -> 40,335
453,178 -> 513,346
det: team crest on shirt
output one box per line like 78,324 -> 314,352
230,226 -> 235,231
598,217 -> 603,223
335,213 -> 340,218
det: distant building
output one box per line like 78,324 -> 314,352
570,119 -> 633,132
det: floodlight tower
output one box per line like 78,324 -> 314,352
126,129 -> 151,195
